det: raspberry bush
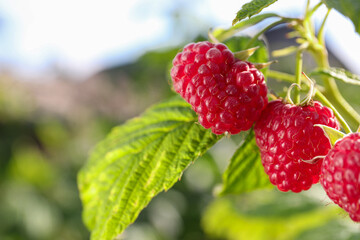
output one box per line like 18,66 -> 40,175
78,0 -> 360,239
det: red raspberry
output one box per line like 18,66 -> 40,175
170,41 -> 268,135
254,99 -> 340,192
320,132 -> 360,222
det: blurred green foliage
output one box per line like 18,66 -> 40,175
201,188 -> 358,240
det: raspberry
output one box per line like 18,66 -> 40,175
170,41 -> 268,135
254,99 -> 340,192
320,132 -> 360,222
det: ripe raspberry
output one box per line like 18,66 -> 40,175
254,99 -> 340,192
320,132 -> 360,222
170,41 -> 268,135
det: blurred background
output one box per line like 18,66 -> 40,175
1,0 -> 360,239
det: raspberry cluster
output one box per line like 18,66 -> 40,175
254,100 -> 340,192
320,132 -> 360,222
171,41 -> 268,135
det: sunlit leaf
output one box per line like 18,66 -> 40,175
232,0 -> 278,25
220,130 -> 272,195
78,96 -> 220,240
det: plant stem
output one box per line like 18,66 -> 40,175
308,2 -> 323,17
300,2 -> 360,130
294,50 -> 304,104
267,69 -> 297,83
246,19 -> 285,48
267,69 -> 351,133
315,90 -> 352,133
311,47 -> 360,131
317,8 -> 331,46
305,0 -> 311,13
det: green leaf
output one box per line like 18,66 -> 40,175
213,13 -> 280,42
322,0 -> 360,34
202,190 -> 342,240
311,67 -> 360,86
78,96 -> 220,240
314,124 -> 345,146
220,130 -> 272,195
232,0 -> 278,25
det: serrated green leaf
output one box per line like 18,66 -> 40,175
311,67 -> 360,86
314,124 -> 345,146
232,0 -> 278,25
220,130 -> 272,195
213,13 -> 280,42
78,96 -> 220,240
323,0 -> 360,34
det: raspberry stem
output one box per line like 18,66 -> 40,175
266,69 -> 352,133
314,90 -> 352,134
301,3 -> 360,130
245,19 -> 286,48
300,72 -> 315,106
311,48 -> 360,131
317,8 -> 331,46
285,83 -> 301,105
294,48 -> 305,104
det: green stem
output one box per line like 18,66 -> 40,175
305,0 -> 311,13
307,2 -> 323,18
294,50 -> 304,104
215,13 -> 281,42
246,19 -> 285,48
311,47 -> 360,131
299,1 -> 360,130
315,90 -> 352,134
267,69 -> 352,133
317,8 -> 331,46
267,69 -> 297,83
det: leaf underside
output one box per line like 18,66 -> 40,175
233,0 -> 278,25
78,96 -> 220,240
311,67 -> 360,86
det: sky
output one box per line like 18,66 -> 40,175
0,0 -> 359,79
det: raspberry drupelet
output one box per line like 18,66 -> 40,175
170,41 -> 268,135
254,99 -> 340,192
320,132 -> 360,222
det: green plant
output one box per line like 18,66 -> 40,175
78,0 -> 360,239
